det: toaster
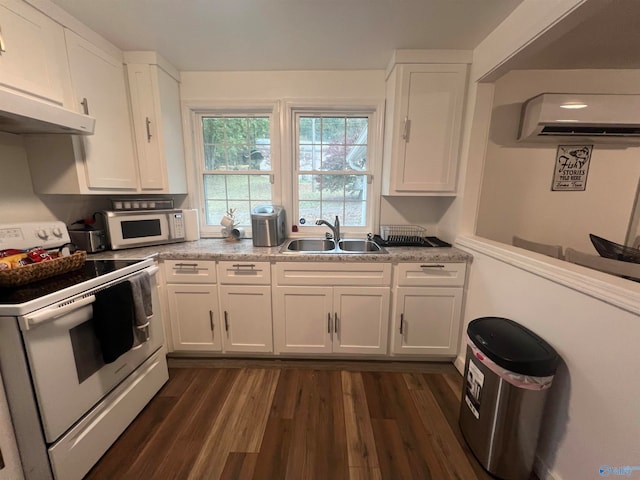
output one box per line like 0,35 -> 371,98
69,229 -> 107,253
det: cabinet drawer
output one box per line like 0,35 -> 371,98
395,262 -> 466,287
275,262 -> 391,286
163,260 -> 216,283
218,261 -> 271,284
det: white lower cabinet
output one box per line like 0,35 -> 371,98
216,261 -> 273,353
162,259 -> 467,359
273,262 -> 391,355
163,260 -> 221,352
391,262 -> 466,357
166,283 -> 221,352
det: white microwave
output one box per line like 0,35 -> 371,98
101,209 -> 186,250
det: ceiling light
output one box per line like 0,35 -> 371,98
560,103 -> 588,109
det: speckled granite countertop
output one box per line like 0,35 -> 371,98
86,238 -> 472,263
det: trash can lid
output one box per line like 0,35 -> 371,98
467,317 -> 559,377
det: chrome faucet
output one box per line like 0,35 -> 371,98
316,215 -> 341,242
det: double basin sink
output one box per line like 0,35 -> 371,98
281,238 -> 388,254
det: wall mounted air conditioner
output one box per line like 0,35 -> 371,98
518,93 -> 640,144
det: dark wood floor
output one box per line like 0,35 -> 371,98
85,359 -> 498,480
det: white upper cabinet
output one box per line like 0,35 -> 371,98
64,29 -> 138,190
26,29 -> 139,193
125,52 -> 187,194
382,62 -> 468,195
0,0 -> 67,104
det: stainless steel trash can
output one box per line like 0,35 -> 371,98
459,317 -> 559,480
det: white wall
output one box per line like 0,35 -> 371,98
456,236 -> 640,480
475,69 -> 640,252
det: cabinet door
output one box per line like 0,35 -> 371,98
219,285 -> 273,353
126,63 -> 164,191
388,64 -> 466,194
166,284 -> 221,351
392,287 -> 462,356
272,286 -> 332,354
0,0 -> 66,103
64,29 -> 137,190
332,287 -> 390,355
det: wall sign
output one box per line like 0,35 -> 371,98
552,145 -> 592,191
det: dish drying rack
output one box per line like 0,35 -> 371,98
375,225 -> 451,248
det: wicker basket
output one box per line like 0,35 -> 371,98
0,251 -> 87,287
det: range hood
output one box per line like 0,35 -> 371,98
0,89 -> 95,135
518,93 -> 640,144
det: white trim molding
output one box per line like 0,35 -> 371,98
456,235 -> 640,316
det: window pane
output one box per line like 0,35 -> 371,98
322,117 -> 345,144
298,201 -> 321,225
249,175 -> 272,200
231,201 -> 251,226
249,117 -> 269,142
203,174 -> 226,198
202,117 -> 225,144
322,145 -> 346,171
299,117 -> 321,145
226,175 -> 249,198
297,174 -> 367,227
346,117 -> 367,143
225,117 -> 248,143
204,200 -> 228,225
344,200 -> 366,226
346,145 -> 367,171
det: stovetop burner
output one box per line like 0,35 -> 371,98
0,259 -> 144,307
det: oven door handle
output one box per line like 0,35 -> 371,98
19,294 -> 96,331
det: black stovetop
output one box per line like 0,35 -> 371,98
0,259 -> 144,306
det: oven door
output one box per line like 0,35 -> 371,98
19,266 -> 164,443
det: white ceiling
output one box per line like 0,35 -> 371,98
48,0 -> 523,71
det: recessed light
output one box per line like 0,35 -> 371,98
560,103 -> 588,109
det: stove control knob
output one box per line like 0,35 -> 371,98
52,227 -> 63,238
36,229 -> 49,240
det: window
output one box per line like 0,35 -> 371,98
190,102 -> 381,238
195,110 -> 277,233
293,111 -> 375,232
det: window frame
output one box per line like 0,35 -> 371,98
284,100 -> 384,238
188,102 -> 282,237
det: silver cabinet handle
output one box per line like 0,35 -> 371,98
174,262 -> 198,269
224,311 -> 229,332
327,313 -> 331,334
399,313 -> 404,335
232,264 -> 255,269
402,116 -> 411,141
145,117 -> 152,142
334,312 -> 338,333
0,28 -> 6,54
209,310 -> 214,332
80,98 -> 89,115
420,264 -> 445,269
